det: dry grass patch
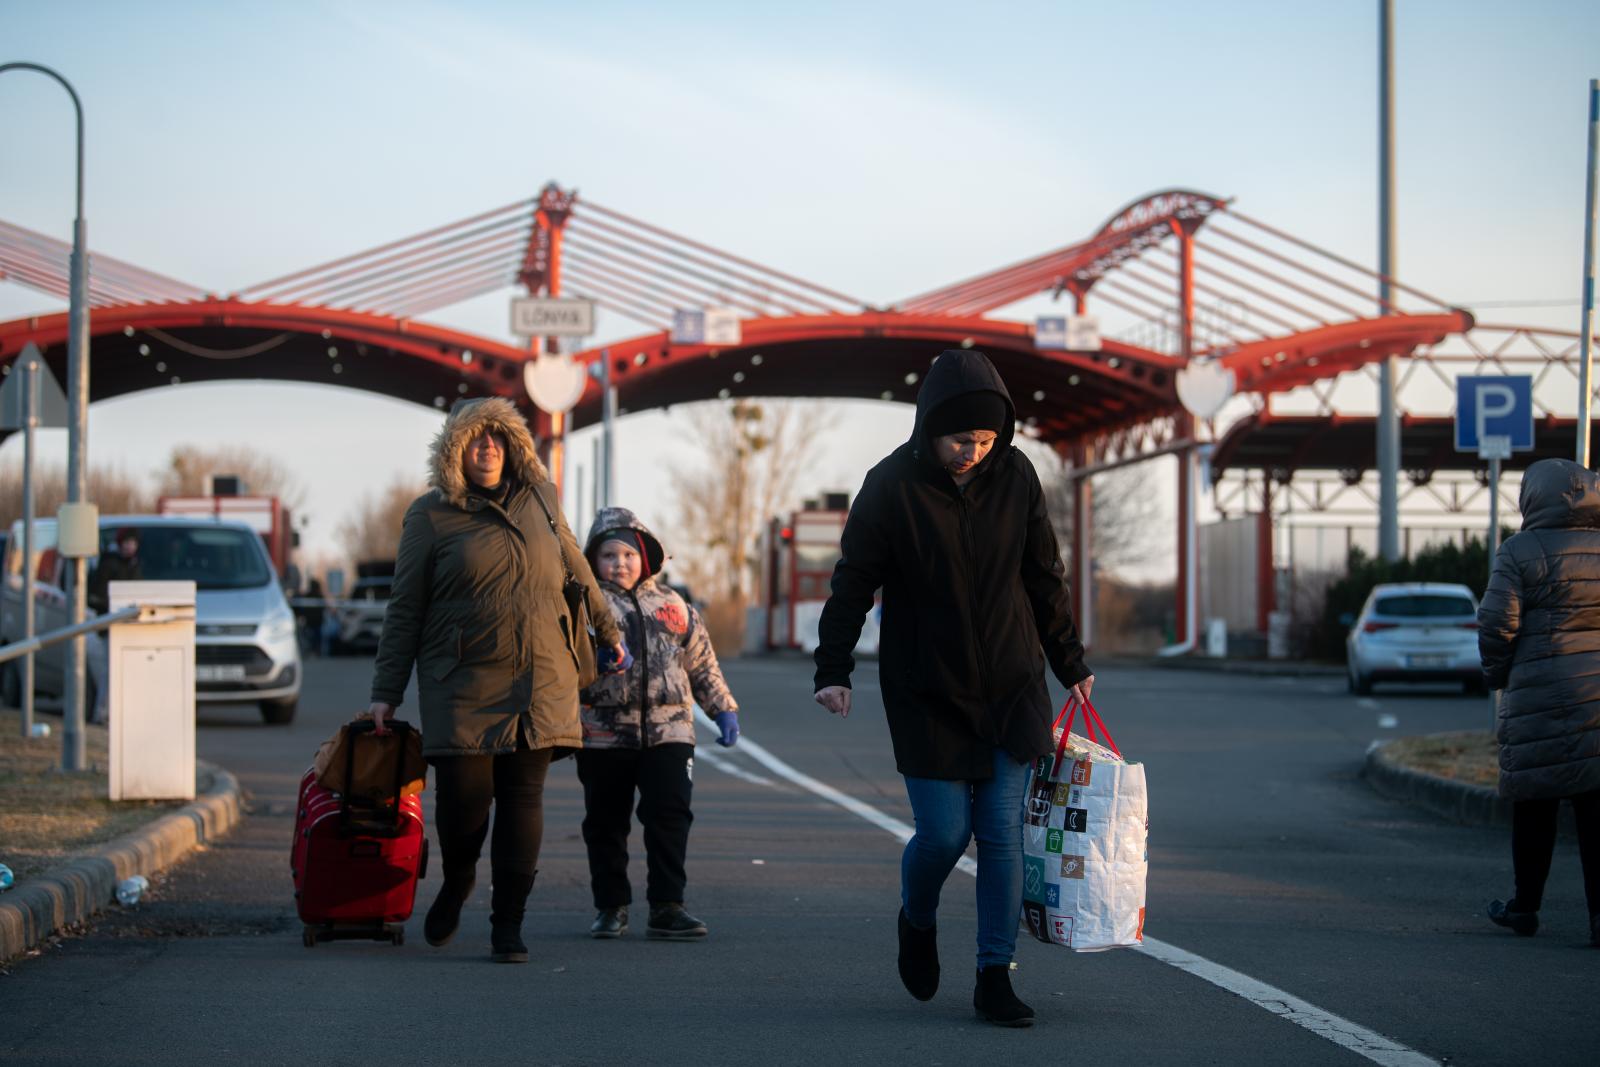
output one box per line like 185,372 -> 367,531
0,708 -> 185,882
1384,730 -> 1498,788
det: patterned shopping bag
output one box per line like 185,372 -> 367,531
1021,698 -> 1148,952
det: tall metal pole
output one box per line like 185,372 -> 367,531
600,348 -> 616,509
1376,1 -> 1402,562
1578,78 -> 1599,468
0,62 -> 91,768
591,434 -> 602,522
20,358 -> 39,736
1488,453 -> 1502,731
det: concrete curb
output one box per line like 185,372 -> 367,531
1362,738 -> 1511,828
0,760 -> 244,964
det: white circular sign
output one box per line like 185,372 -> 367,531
523,353 -> 588,414
1175,361 -> 1235,420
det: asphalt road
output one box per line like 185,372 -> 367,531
1,654 -> 1592,1066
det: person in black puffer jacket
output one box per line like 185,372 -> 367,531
1478,457 -> 1600,947
813,348 -> 1094,1026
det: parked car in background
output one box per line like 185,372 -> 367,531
1,515 -> 302,723
334,575 -> 392,653
1345,582 -> 1483,695
331,559 -> 393,654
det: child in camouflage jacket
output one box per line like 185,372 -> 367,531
576,506 -> 739,940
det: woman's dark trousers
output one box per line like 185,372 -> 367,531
1511,790 -> 1600,917
430,746 -> 554,925
576,744 -> 695,907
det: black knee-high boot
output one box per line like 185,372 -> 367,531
490,869 -> 536,963
424,869 -> 476,947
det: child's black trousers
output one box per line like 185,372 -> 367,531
575,743 -> 695,908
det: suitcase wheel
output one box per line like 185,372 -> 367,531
390,928 -> 405,947
302,926 -> 318,948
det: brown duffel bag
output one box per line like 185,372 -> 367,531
312,719 -> 427,807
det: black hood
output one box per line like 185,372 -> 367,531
911,349 -> 1016,473
1518,458 -> 1600,531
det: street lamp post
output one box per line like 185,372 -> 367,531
1579,78 -> 1599,468
1375,0 -> 1402,563
1,61 -> 93,770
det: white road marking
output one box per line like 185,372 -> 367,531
695,709 -> 1436,1065
693,709 -> 975,874
1378,714 -> 1399,729
1137,940 -> 1438,1066
693,744 -> 776,786
1358,698 -> 1381,711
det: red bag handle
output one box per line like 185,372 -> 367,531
1050,694 -> 1123,769
1081,698 -> 1122,758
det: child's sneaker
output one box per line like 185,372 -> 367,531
590,906 -> 628,939
646,903 -> 708,939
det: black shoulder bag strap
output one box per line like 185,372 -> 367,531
530,484 -> 599,684
529,483 -> 579,585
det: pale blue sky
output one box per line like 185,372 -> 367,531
2,0 -> 1596,566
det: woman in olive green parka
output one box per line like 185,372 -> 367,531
367,396 -> 622,962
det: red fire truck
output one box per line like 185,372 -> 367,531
760,493 -> 880,653
158,494 -> 298,583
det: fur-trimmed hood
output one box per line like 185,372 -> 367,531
583,506 -> 668,576
428,397 -> 549,508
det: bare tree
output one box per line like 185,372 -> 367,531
0,461 -> 155,530
156,444 -> 307,511
1025,441 -> 1167,578
337,476 -> 427,564
666,400 -> 836,644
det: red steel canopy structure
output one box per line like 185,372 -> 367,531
2,181 -> 1505,644
0,183 -> 1473,449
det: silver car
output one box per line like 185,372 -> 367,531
1345,581 -> 1483,695
333,574 -> 392,653
1,515 -> 302,724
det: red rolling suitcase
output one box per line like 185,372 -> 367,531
291,721 -> 428,947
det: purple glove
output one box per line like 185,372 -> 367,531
597,641 -> 634,674
714,711 -> 739,748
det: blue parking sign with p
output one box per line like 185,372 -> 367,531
1454,375 -> 1533,453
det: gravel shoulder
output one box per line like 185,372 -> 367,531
0,709 -> 190,882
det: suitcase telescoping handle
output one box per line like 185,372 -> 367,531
1050,696 -> 1122,775
341,718 -> 415,831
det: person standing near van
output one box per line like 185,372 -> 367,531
1477,457 -> 1600,947
86,528 -> 142,724
367,397 -> 623,963
813,349 -> 1093,1027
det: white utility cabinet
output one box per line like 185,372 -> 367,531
108,581 -> 196,801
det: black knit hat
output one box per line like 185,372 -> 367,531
923,390 -> 1009,438
596,528 -> 653,580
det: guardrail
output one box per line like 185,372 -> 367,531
0,606 -> 139,666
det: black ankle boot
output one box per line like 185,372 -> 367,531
897,909 -> 939,1001
489,870 -> 535,963
646,902 -> 708,939
1487,899 -> 1539,937
590,906 -> 628,939
423,872 -> 475,947
973,965 -> 1034,1027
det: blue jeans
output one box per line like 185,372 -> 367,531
901,747 -> 1031,968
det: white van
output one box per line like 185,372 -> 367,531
0,515 -> 302,723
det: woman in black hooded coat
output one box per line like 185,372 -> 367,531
1478,457 -> 1600,946
813,348 -> 1094,1026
